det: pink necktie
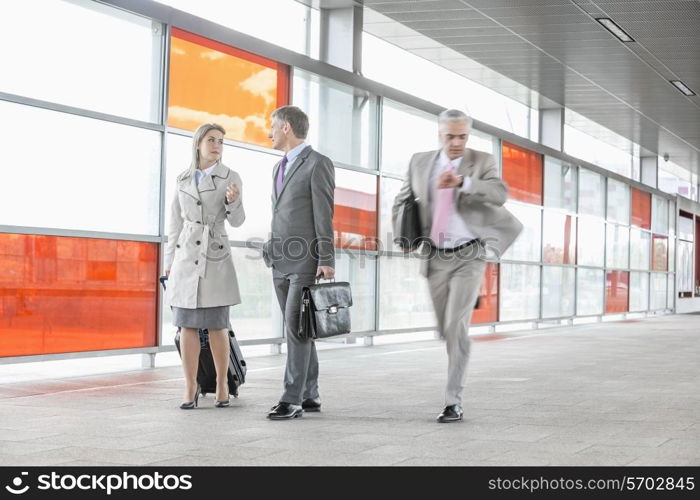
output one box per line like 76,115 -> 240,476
430,162 -> 456,246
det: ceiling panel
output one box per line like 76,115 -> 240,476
360,0 -> 700,176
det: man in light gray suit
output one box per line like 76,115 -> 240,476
263,105 -> 335,420
393,109 -> 522,423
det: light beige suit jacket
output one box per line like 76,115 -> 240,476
392,148 -> 523,277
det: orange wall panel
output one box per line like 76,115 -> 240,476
472,263 -> 499,324
0,234 -> 158,357
631,188 -> 651,229
168,28 -> 289,148
605,270 -> 629,313
333,187 -> 378,250
502,141 -> 543,205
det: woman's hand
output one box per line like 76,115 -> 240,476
226,183 -> 240,203
165,270 -> 170,278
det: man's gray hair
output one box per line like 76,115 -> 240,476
272,105 -> 309,139
438,109 -> 473,128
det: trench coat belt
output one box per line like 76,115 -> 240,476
182,219 -> 226,279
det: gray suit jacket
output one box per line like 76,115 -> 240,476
392,148 -> 523,277
263,146 -> 336,275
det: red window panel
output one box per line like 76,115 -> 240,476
0,234 -> 158,357
472,263 -> 499,324
502,141 -> 543,205
605,270 -> 629,313
651,234 -> 668,271
631,188 -> 651,229
333,186 -> 378,251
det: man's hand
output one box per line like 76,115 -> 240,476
316,266 -> 335,280
437,171 -> 463,189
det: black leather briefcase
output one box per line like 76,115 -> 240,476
299,279 -> 352,340
393,190 -> 424,251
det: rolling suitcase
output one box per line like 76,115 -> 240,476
161,276 -> 247,398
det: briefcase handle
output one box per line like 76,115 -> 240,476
315,274 -> 335,284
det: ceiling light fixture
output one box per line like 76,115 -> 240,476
670,80 -> 697,97
595,18 -> 634,42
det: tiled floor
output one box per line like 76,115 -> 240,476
1,314 -> 699,466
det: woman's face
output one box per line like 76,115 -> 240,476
198,129 -> 224,165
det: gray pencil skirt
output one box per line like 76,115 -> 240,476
172,306 -> 230,330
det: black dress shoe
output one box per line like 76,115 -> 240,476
301,398 -> 321,412
437,404 -> 463,423
267,402 -> 303,420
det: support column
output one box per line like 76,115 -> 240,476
319,4 -> 363,74
539,108 -> 564,151
641,156 -> 658,189
141,353 -> 155,369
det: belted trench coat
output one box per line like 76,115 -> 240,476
164,162 -> 245,309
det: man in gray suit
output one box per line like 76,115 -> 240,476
263,105 -> 335,420
393,109 -> 522,423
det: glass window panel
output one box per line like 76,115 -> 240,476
362,32 -> 538,141
472,263 -> 499,324
679,215 -> 694,241
542,266 -> 575,318
542,211 -> 576,265
606,179 -> 630,224
652,235 -> 668,271
0,0 -> 161,122
379,177 -> 404,249
468,129 -> 495,155
631,188 -> 651,229
502,203 -> 542,262
168,29 -> 287,148
577,216 -> 605,267
0,101 -> 160,235
380,100 -> 437,177
544,157 -> 577,212
156,0 -> 317,57
629,272 -> 649,312
651,195 -> 669,235
629,228 -> 650,270
578,169 -> 605,217
606,224 -> 630,269
334,170 -> 378,250
499,264 -> 540,321
335,252 -> 376,332
577,268 -> 604,316
293,69 -> 377,169
228,247 -> 282,340
669,233 -> 676,272
502,142 -> 543,205
164,133 -> 279,243
379,256 -> 434,330
677,241 -> 693,293
669,201 -> 676,233
606,270 -> 629,313
0,234 -> 157,356
667,274 -> 674,309
650,272 -> 666,310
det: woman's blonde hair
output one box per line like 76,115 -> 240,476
189,123 -> 226,173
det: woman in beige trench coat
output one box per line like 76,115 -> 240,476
163,123 -> 245,409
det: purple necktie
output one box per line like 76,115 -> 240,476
275,155 -> 288,196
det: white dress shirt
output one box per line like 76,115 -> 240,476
195,162 -> 217,186
281,141 -> 308,180
429,151 -> 476,249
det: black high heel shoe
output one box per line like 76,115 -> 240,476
180,385 -> 200,410
214,383 -> 230,408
